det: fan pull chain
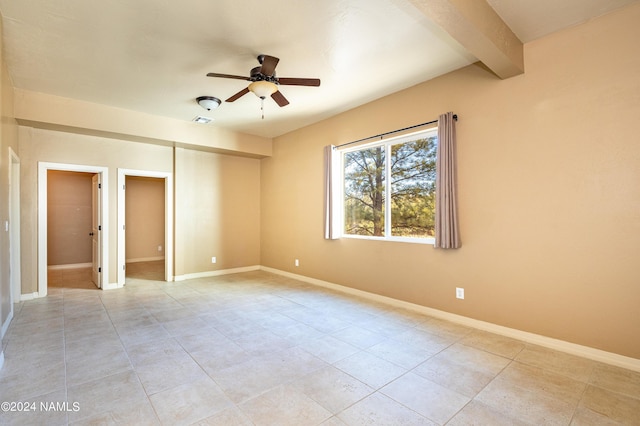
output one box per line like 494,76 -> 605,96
260,96 -> 265,120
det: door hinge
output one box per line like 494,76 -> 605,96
98,183 -> 102,189
98,267 -> 102,273
98,225 -> 102,231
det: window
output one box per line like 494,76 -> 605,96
341,128 -> 437,243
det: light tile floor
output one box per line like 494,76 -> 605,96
1,265 -> 639,425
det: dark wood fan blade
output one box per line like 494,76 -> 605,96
271,90 -> 289,107
226,87 -> 250,102
207,72 -> 250,81
278,77 -> 321,87
260,55 -> 279,76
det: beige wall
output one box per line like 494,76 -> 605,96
47,170 -> 93,266
261,4 -> 640,358
125,176 -> 165,262
174,148 -> 261,276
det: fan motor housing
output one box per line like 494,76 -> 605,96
250,66 -> 277,82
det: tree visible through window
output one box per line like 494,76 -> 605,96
343,129 -> 437,240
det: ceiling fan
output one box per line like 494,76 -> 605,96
207,54 -> 320,117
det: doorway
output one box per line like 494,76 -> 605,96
125,176 -> 164,280
38,163 -> 109,296
117,169 -> 173,286
46,170 -> 99,289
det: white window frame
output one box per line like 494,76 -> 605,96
338,127 -> 437,245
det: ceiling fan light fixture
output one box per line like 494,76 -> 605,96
248,80 -> 278,99
196,96 -> 221,111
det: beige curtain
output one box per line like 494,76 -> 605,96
435,112 -> 461,248
323,145 -> 340,239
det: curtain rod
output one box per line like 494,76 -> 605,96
335,114 -> 457,149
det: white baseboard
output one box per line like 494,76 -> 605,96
261,266 -> 640,373
174,265 -> 260,281
47,263 -> 92,270
126,256 -> 165,263
19,292 -> 40,301
102,282 -> 120,290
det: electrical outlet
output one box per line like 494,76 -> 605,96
456,287 -> 465,299
211,257 -> 217,264
157,245 -> 162,252
295,259 -> 299,267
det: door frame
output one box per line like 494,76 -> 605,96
91,174 -> 101,288
38,162 -> 109,296
117,169 -> 173,286
8,148 -> 20,306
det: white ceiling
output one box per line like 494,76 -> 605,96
0,0 -> 636,138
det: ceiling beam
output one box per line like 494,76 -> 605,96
409,0 -> 524,79
13,89 -> 273,158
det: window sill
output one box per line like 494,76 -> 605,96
341,234 -> 435,245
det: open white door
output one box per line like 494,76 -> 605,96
91,174 -> 101,288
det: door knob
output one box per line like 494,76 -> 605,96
89,232 -> 94,236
